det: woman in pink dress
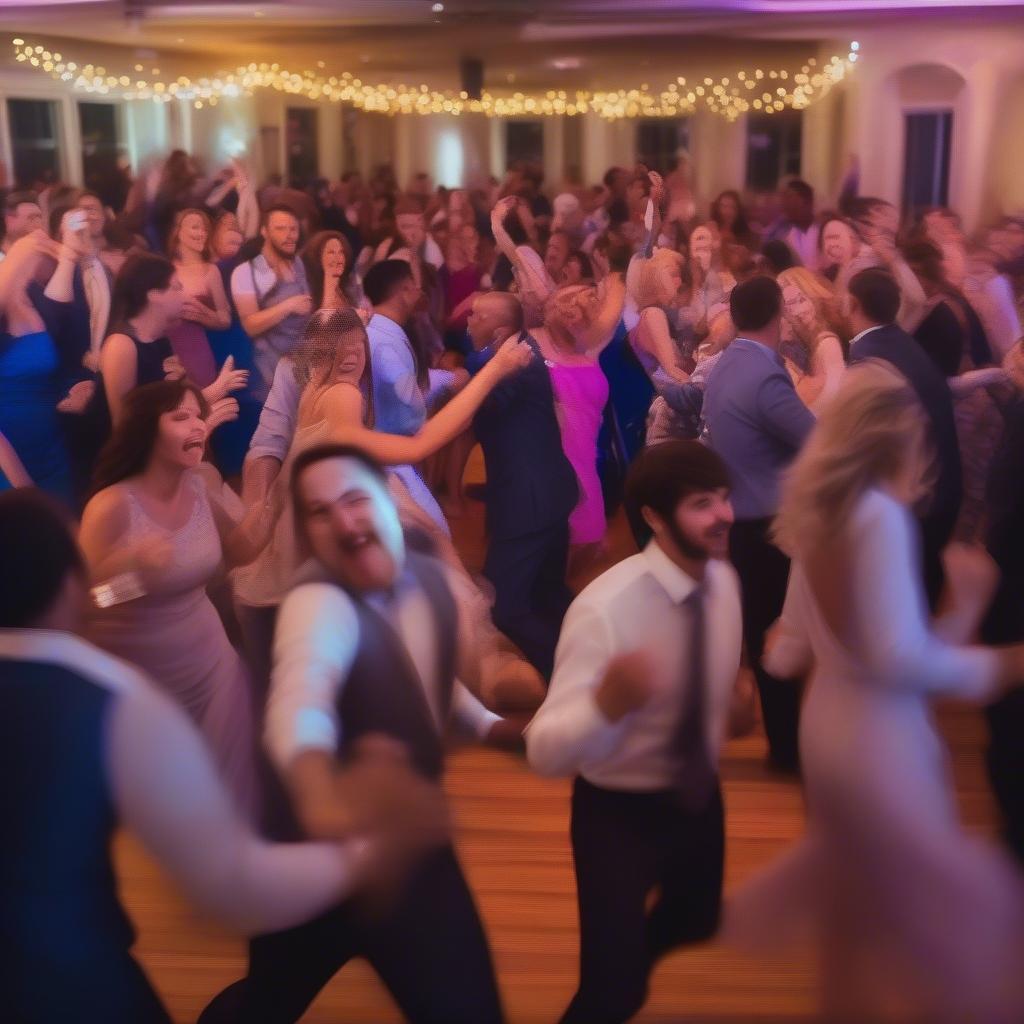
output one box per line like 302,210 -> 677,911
531,274 -> 626,573
167,208 -> 231,387
79,380 -> 272,817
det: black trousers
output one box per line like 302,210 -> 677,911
198,845 -> 504,1024
560,778 -> 725,1024
729,517 -> 802,771
484,521 -> 573,681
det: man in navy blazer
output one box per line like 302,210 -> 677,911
467,292 -> 578,681
846,268 -> 962,606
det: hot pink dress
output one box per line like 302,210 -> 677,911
547,360 -> 609,545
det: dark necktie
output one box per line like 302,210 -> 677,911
672,585 -> 716,812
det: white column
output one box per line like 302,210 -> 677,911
543,115 -> 564,190
318,102 -> 342,181
952,57 -> 998,231
581,112 -> 610,184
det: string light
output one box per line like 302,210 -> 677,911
9,37 -> 858,121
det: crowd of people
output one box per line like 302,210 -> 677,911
3,141 -> 1024,1023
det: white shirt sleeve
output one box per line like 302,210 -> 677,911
109,681 -> 361,935
852,491 -> 999,698
525,598 -> 631,777
246,358 -> 300,463
451,681 -> 501,740
230,261 -> 256,301
763,564 -> 814,680
265,583 -> 360,773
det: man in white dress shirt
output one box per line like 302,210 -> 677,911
526,440 -> 743,1024
202,442 -> 512,1024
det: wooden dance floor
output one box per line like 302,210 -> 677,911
116,455 -> 999,1023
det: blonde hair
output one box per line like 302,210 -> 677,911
773,361 -> 931,557
777,266 -> 844,345
627,248 -> 685,311
544,284 -> 599,328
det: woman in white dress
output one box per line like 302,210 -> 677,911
724,362 -> 1024,1023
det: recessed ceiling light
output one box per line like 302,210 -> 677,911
176,37 -> 184,44
360,54 -> 370,63
550,57 -> 581,71
432,2 -> 444,11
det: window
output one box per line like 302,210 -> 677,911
635,119 -> 690,175
78,102 -> 121,206
746,110 -> 802,191
505,120 -> 543,169
902,110 -> 952,216
7,99 -> 62,189
286,107 -> 319,189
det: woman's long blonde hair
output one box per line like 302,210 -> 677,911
773,361 -> 932,557
777,266 -> 844,346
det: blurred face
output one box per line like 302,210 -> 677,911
321,237 -> 347,279
263,211 -> 300,259
690,226 -> 714,269
822,220 -> 857,266
662,263 -> 683,302
214,227 -> 243,261
649,487 -> 734,562
781,187 -> 808,222
782,284 -> 815,328
178,212 -> 208,257
154,391 -> 206,470
562,255 -> 585,286
626,179 -> 646,208
5,201 -> 42,243
78,194 -> 105,239
333,331 -> 366,384
395,212 -> 426,250
545,233 -> 571,277
942,241 -> 967,290
150,275 -> 185,323
297,457 -> 405,593
459,224 -> 479,262
466,295 -> 509,350
869,203 -> 899,239
717,194 -> 738,226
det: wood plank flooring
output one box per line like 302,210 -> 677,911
114,452 -> 1000,1023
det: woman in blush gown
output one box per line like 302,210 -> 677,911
79,380 -> 273,817
724,363 -> 1024,1023
531,276 -> 625,574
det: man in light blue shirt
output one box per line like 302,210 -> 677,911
703,275 -> 815,775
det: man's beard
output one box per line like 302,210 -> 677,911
665,517 -> 713,561
269,239 -> 295,261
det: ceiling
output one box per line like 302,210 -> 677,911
3,0 -> 1024,91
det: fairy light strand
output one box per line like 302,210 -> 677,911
9,37 -> 859,120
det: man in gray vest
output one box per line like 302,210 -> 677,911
201,442 -> 514,1024
231,203 -> 313,393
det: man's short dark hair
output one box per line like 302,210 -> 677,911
760,240 -> 796,275
0,489 -> 84,628
785,179 -> 814,205
363,258 -> 415,307
729,275 -> 783,332
625,441 -> 731,524
848,268 -> 901,326
289,443 -> 389,547
261,203 -> 300,228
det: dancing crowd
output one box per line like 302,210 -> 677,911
3,143 -> 1024,1023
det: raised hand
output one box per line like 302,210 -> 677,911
57,379 -> 95,414
489,335 -> 533,377
942,542 -> 1000,617
162,355 -> 186,381
205,397 -> 240,435
207,356 -> 249,402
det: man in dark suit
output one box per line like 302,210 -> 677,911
466,291 -> 579,682
846,267 -> 963,607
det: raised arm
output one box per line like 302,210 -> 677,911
579,272 -> 626,354
320,336 -> 532,465
636,307 -> 689,382
110,679 -> 366,934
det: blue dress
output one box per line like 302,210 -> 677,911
207,260 -> 263,477
0,330 -> 73,506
